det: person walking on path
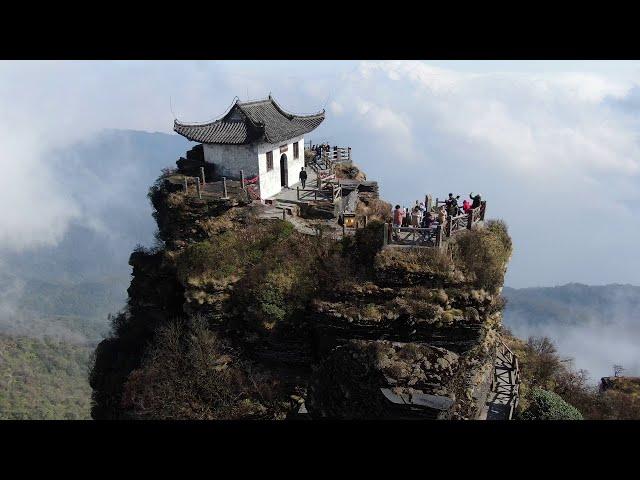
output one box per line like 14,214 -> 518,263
299,167 -> 308,189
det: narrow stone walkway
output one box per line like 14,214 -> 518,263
268,165 -> 338,205
254,203 -> 343,238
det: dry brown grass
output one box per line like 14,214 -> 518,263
375,247 -> 454,276
335,162 -> 366,181
356,197 -> 392,223
121,316 -> 280,419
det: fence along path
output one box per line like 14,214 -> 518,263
293,145 -> 352,204
484,339 -> 520,420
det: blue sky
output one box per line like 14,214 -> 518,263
2,60 -> 640,288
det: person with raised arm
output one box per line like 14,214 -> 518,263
469,192 -> 482,209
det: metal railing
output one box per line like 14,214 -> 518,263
296,182 -> 342,203
308,145 -> 352,172
444,201 -> 487,237
383,224 -> 444,248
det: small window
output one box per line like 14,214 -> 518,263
266,151 -> 273,171
293,141 -> 300,159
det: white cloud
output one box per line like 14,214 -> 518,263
1,60 -> 640,287
329,101 -> 343,115
347,61 -> 640,175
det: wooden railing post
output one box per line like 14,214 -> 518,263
425,194 -> 432,213
445,218 -> 452,237
195,177 -> 202,199
467,210 -> 473,229
200,166 -> 206,186
480,201 -> 486,221
383,223 -> 389,246
183,176 -> 188,194
297,186 -> 300,200
435,225 -> 442,247
240,169 -> 245,190
222,176 -> 228,199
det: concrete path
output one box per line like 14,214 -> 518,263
267,166 -> 324,203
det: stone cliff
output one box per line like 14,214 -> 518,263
89,157 -> 512,420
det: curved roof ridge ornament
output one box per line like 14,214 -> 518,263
268,95 -> 325,119
174,96 -> 240,126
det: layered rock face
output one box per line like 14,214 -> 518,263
306,240 -> 508,419
90,163 -> 512,420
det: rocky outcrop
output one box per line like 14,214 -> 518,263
90,154 -> 511,420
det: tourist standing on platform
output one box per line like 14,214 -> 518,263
422,211 -> 434,228
438,206 -> 448,225
393,205 -> 405,228
470,192 -> 482,209
446,193 -> 460,217
412,205 -> 421,227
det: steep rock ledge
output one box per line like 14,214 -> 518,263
90,164 -> 512,420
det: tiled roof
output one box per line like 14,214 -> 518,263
174,118 -> 255,144
174,96 -> 325,145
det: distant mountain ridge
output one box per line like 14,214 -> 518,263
503,283 -> 640,380
503,283 -> 640,327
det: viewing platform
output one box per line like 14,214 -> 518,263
383,200 -> 487,249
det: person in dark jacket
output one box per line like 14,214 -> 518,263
469,192 -> 482,209
446,193 -> 460,217
421,211 -> 434,228
299,167 -> 308,188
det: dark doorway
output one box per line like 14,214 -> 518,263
280,154 -> 288,187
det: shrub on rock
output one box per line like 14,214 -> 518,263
520,387 -> 583,420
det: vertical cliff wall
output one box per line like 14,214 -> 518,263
90,166 -> 512,420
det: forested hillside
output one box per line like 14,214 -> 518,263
0,334 -> 92,419
0,130 -> 188,420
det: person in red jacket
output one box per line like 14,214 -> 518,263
462,199 -> 472,213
